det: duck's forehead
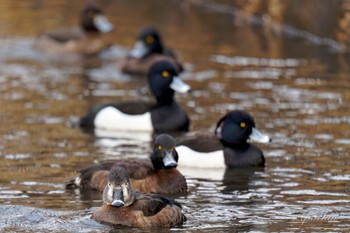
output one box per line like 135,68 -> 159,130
139,28 -> 158,38
227,111 -> 254,124
84,5 -> 101,14
109,176 -> 123,185
149,62 -> 177,78
108,169 -> 129,183
156,135 -> 176,147
109,178 -> 130,188
157,64 -> 175,73
110,181 -> 127,188
141,32 -> 157,39
159,140 -> 175,149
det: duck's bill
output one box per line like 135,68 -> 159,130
111,188 -> 125,207
249,127 -> 270,143
170,76 -> 191,93
112,199 -> 125,207
128,41 -> 148,58
94,15 -> 114,33
163,152 -> 177,167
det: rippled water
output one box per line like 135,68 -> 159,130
0,0 -> 350,232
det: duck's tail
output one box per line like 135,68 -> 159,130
65,176 -> 81,189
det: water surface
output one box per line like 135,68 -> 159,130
0,0 -> 349,232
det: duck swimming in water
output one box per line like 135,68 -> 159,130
34,1 -> 114,55
176,110 -> 270,168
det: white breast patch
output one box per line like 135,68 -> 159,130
177,166 -> 225,180
94,106 -> 153,131
176,145 -> 225,168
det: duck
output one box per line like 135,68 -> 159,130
120,26 -> 184,75
176,110 -> 270,168
91,166 -> 187,228
79,60 -> 191,132
66,134 -> 187,194
34,1 -> 114,55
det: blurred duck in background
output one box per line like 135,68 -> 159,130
34,1 -> 114,55
79,60 -> 191,133
176,110 -> 270,168
120,26 -> 184,75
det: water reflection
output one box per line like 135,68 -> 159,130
0,0 -> 350,232
221,167 -> 265,192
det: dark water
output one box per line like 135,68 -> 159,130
0,0 -> 350,232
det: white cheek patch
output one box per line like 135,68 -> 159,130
122,185 -> 129,199
176,145 -> 225,168
94,106 -> 153,132
107,186 -> 114,201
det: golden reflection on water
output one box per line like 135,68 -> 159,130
0,0 -> 350,232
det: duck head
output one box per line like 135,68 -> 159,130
128,26 -> 164,59
148,60 -> 191,104
102,166 -> 136,207
215,110 -> 270,146
80,2 -> 114,33
151,134 -> 179,170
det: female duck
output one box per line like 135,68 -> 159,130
79,60 -> 191,132
34,2 -> 114,55
66,134 -> 187,194
176,110 -> 270,168
120,26 -> 183,75
91,166 -> 186,228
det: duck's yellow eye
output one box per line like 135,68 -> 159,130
146,35 -> 154,44
162,70 -> 170,78
157,145 -> 162,150
240,122 -> 246,128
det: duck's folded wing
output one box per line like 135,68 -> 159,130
112,100 -> 156,115
66,161 -> 116,189
133,193 -> 182,217
177,132 -> 224,152
66,159 -> 153,189
40,27 -> 83,43
111,159 -> 154,179
80,159 -> 153,179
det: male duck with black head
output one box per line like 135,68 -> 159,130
120,26 -> 184,75
176,110 -> 270,168
66,134 -> 187,194
34,1 -> 114,55
92,166 -> 186,228
79,60 -> 191,132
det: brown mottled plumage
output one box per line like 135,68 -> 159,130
92,193 -> 186,227
77,160 -> 187,194
67,134 -> 187,194
91,166 -> 186,228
